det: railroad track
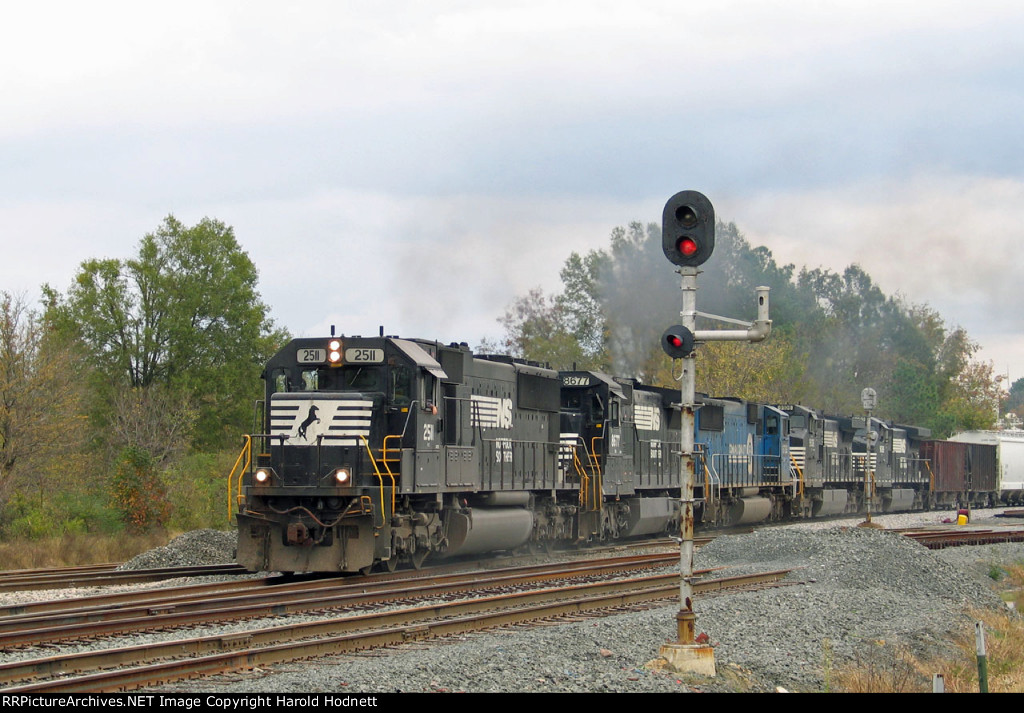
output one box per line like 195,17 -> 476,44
0,563 -> 250,593
2,523 -> 1014,691
0,537 -> 699,595
901,527 -> 1024,549
0,552 -> 679,647
0,553 -> 788,692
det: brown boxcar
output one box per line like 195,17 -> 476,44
920,440 -> 998,502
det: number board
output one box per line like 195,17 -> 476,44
345,348 -> 384,364
297,348 -> 327,364
561,375 -> 591,387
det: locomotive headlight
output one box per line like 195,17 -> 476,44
254,469 -> 270,484
328,339 -> 342,364
334,468 -> 351,484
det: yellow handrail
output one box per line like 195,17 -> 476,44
574,448 -> 591,508
588,436 -> 603,477
382,434 -> 402,464
227,435 -> 252,524
360,435 -> 396,528
790,454 -> 805,497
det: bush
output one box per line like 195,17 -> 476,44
163,450 -> 237,532
0,488 -> 122,539
108,447 -> 171,533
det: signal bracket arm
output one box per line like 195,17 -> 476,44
692,286 -> 772,343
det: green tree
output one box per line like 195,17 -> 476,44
46,216 -> 288,451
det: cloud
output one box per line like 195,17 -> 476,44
730,172 -> 1024,375
3,1 -> 1024,384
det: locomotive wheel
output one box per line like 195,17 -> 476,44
411,549 -> 428,570
385,556 -> 399,572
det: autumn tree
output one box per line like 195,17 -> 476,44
0,292 -> 88,508
497,220 -> 809,391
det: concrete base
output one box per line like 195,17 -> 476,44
657,643 -> 717,677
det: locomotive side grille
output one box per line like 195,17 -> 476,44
471,395 -> 503,428
634,404 -> 661,431
790,446 -> 806,469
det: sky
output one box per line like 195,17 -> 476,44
3,0 -> 1024,390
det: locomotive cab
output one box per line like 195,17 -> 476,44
237,336 -> 445,573
558,371 -> 627,490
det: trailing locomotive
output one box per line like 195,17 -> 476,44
230,333 -> 1010,574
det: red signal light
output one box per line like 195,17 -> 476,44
677,237 -> 699,257
661,325 -> 695,359
662,191 -> 715,267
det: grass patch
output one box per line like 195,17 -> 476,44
0,532 -> 179,570
833,562 -> 1024,693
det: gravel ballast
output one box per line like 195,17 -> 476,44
143,511 -> 1023,693
5,513 -> 1021,693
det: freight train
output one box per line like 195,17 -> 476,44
230,334 -> 1017,574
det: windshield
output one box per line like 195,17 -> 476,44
299,366 -> 384,392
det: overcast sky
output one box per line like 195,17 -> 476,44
3,1 -> 1023,388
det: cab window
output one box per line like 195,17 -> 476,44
272,369 -> 290,393
390,366 -> 414,407
301,369 -> 319,390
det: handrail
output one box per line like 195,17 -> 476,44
382,434 -> 403,464
360,435 -> 395,528
573,448 -> 592,510
588,435 -> 603,477
227,435 -> 252,524
790,453 -> 805,497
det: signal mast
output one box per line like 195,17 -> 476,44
657,190 -> 772,676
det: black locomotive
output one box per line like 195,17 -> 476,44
231,334 -> 1010,574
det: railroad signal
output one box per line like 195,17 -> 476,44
662,190 -> 715,267
661,325 -> 695,359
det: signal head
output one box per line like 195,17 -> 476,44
661,325 -> 695,359
662,190 -> 715,267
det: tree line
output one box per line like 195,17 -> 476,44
0,212 -> 1012,539
490,220 -> 1007,437
0,216 -> 287,537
